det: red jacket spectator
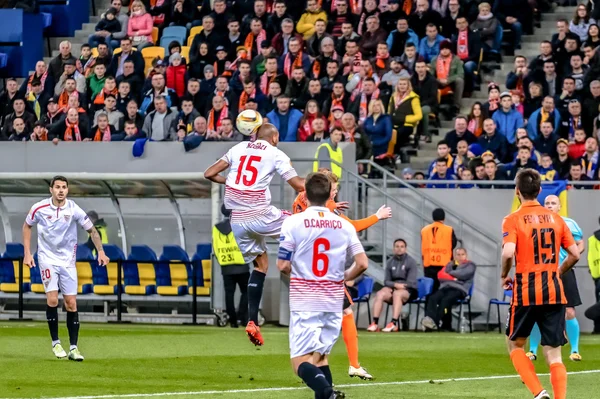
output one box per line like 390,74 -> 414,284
166,54 -> 187,97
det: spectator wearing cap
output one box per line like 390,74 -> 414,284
166,53 -> 187,98
267,1 -> 292,37
49,107 -> 90,142
363,99 -> 392,161
251,41 -> 277,77
48,41 -> 77,83
327,0 -> 357,38
25,81 -> 51,121
533,121 -> 560,159
492,91 -> 524,146
39,97 -> 64,127
297,0 -> 328,40
386,17 -> 419,58
328,104 -> 345,130
452,15 -> 482,94
140,74 -> 179,116
382,57 -> 411,91
271,19 -> 304,57
411,60 -> 438,143
359,16 -> 388,58
306,19 -> 331,58
409,0 -> 443,39
89,7 -> 122,49
266,95 -> 303,142
430,39 -> 464,114
108,37 -> 145,79
478,118 -> 509,163
380,0 -> 405,33
527,96 -> 561,141
444,116 -> 477,154
93,94 -> 124,128
418,24 -> 445,63
54,59 -> 86,96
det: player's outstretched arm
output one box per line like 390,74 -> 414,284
87,227 -> 110,266
22,222 -> 35,268
286,176 -> 305,192
559,243 -> 581,276
204,159 -> 229,185
345,252 -> 369,281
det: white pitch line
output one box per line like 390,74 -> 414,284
4,369 -> 600,399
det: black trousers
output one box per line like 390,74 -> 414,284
223,272 -> 250,325
425,286 -> 466,325
424,266 -> 443,293
587,278 -> 600,333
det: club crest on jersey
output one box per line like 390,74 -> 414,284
64,215 -> 71,222
318,212 -> 324,217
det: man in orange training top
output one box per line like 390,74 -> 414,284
292,169 -> 392,380
501,168 -> 580,399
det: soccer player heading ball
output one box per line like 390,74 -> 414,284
23,176 -> 109,361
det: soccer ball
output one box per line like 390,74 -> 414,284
236,109 -> 263,136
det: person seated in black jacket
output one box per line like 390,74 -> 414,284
478,118 -> 509,163
444,116 -> 477,154
49,108 -> 90,142
452,15 -> 482,93
112,119 -> 147,141
507,146 -> 538,178
411,60 -> 438,143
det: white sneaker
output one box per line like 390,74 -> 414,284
52,343 -> 67,359
68,347 -> 84,362
421,316 -> 437,330
533,389 -> 550,399
348,365 -> 373,380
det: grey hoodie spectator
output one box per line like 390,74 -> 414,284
141,96 -> 178,141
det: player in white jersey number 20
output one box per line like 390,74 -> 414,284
22,176 -> 110,361
277,173 -> 369,399
204,124 -> 305,346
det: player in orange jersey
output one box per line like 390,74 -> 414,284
292,169 -> 392,380
501,168 -> 580,399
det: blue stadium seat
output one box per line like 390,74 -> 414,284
30,253 -> 44,294
0,243 -> 29,293
124,245 -> 157,295
160,36 -> 185,55
190,243 -> 211,296
93,245 -> 125,295
161,26 -> 186,45
454,283 -> 475,333
409,277 -> 434,331
486,289 -> 512,333
352,277 -> 375,326
156,245 -> 189,296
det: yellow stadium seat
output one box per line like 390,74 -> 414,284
76,262 -> 93,294
0,261 -> 30,293
141,46 -> 164,74
124,263 -> 156,295
93,261 -> 122,295
157,263 -> 188,296
187,26 -> 203,47
187,259 -> 212,296
151,27 -> 159,44
180,46 -> 190,62
113,47 -> 122,55
92,47 -> 99,57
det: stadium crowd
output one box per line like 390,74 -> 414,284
0,0 -> 599,185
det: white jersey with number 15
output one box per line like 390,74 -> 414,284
279,207 -> 365,313
221,140 -> 297,211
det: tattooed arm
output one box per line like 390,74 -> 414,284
87,226 -> 110,266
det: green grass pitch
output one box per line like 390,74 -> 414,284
1,322 -> 600,398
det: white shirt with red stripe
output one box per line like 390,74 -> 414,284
221,140 -> 297,214
25,198 -> 93,267
279,206 -> 365,313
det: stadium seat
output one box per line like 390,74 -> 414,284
486,289 -> 512,333
189,243 -> 211,296
408,277 -> 434,331
141,47 -> 165,74
75,246 -> 95,295
124,245 -> 157,295
162,26 -> 186,44
0,243 -> 29,293
156,245 -> 189,296
160,36 -> 184,54
180,46 -> 190,61
454,283 -> 474,333
93,245 -> 125,295
187,26 -> 203,47
30,253 -> 44,293
352,277 -> 374,326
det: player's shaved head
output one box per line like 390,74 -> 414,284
515,168 -> 541,201
544,194 -> 561,213
305,173 -> 331,207
256,123 -> 280,144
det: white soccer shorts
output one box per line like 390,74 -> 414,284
39,263 -> 78,295
231,206 -> 290,263
289,311 -> 343,359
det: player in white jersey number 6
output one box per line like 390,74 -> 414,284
22,176 -> 109,361
204,124 -> 305,346
278,173 -> 369,399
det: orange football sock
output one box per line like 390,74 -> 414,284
510,349 -> 544,396
342,312 -> 360,368
550,362 -> 567,399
